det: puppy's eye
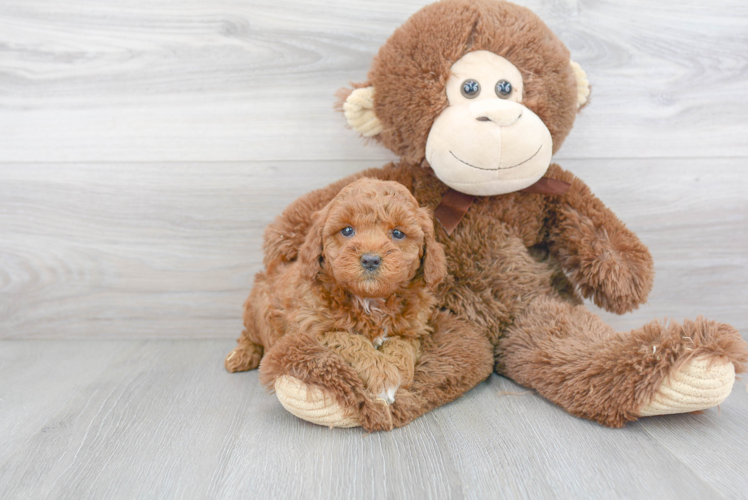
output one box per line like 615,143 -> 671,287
495,80 -> 512,98
341,227 -> 355,237
391,229 -> 406,240
460,79 -> 480,99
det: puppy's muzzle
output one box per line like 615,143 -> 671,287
361,253 -> 382,272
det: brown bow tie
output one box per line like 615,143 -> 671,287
434,177 -> 571,235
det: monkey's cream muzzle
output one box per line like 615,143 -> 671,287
425,97 -> 553,196
423,51 -> 553,196
342,50 -> 590,198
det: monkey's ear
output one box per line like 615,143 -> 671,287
570,61 -> 591,109
342,86 -> 383,137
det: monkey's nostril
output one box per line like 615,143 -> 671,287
361,253 -> 382,271
476,116 -> 491,122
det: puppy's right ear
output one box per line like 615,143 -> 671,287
298,205 -> 330,281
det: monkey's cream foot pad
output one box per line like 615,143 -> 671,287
638,357 -> 736,417
274,375 -> 361,428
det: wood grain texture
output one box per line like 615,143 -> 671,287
1,158 -> 746,339
1,1 -> 747,497
1,340 -> 745,499
0,0 -> 747,162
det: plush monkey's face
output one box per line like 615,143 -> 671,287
340,1 -> 590,197
424,51 -> 553,196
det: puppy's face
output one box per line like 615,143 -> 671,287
300,179 -> 446,298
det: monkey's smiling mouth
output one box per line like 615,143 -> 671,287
449,144 -> 543,171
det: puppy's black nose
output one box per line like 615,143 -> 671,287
361,253 -> 382,271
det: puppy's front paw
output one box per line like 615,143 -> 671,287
225,344 -> 263,373
376,384 -> 399,405
372,333 -> 389,350
371,368 -> 401,404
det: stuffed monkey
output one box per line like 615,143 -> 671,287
226,0 -> 747,430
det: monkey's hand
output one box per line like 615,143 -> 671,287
546,167 -> 654,314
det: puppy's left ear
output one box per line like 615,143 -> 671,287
418,208 -> 447,289
298,205 -> 330,281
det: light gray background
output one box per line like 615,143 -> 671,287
1,0 -> 746,498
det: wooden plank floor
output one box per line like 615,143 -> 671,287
1,340 -> 747,499
1,0 -> 747,498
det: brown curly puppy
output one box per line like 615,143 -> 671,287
225,178 -> 447,403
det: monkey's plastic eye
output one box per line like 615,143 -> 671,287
392,229 -> 406,240
460,79 -> 481,99
341,227 -> 355,237
495,80 -> 512,98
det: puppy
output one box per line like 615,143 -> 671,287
225,178 -> 447,403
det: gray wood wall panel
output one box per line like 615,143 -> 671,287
0,0 -> 746,162
2,159 -> 745,338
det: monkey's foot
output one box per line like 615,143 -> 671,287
274,375 -> 361,428
638,357 -> 736,417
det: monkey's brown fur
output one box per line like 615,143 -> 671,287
226,179 -> 449,403
229,0 -> 748,430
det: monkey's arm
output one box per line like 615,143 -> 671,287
262,164 -> 399,271
542,164 -> 654,314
